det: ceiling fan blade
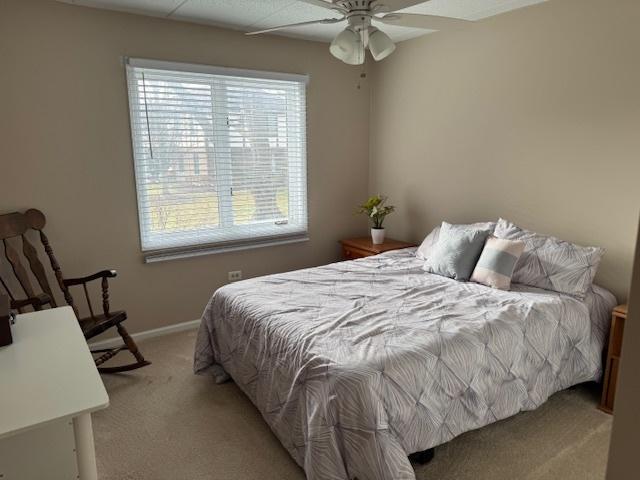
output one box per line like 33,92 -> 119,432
297,0 -> 347,13
246,18 -> 344,36
375,13 -> 471,30
373,0 -> 432,14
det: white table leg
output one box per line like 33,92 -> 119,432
73,413 -> 98,480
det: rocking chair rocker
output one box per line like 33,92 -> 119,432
0,208 -> 150,373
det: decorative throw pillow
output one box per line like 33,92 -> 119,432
416,221 -> 496,260
494,218 -> 604,298
423,222 -> 492,281
470,236 -> 525,290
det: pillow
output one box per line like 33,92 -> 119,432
423,222 -> 492,281
494,218 -> 604,298
416,221 -> 496,260
470,236 -> 525,290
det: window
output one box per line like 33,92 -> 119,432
125,58 -> 308,261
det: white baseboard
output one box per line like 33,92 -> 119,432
89,318 -> 201,349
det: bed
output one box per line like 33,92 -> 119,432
194,247 -> 616,480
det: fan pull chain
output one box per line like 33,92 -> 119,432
357,72 -> 366,90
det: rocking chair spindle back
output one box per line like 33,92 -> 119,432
0,209 -> 150,373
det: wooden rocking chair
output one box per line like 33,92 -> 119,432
0,208 -> 150,373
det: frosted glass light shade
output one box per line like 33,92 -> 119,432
341,40 -> 365,65
368,28 -> 395,61
330,28 -> 364,65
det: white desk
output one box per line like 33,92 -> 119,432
0,307 -> 109,480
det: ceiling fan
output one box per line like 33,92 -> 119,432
246,0 -> 472,65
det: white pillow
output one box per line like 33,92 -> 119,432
416,221 -> 496,260
494,218 -> 604,298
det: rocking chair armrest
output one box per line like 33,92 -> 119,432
63,270 -> 117,287
11,293 -> 52,310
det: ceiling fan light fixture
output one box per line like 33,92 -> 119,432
247,0 -> 476,67
368,27 -> 395,61
329,28 -> 361,62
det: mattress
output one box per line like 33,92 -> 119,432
194,248 -> 616,480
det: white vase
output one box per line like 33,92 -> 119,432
371,228 -> 385,245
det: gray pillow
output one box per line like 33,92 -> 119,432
423,222 -> 492,281
416,221 -> 496,260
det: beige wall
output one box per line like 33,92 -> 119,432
606,216 -> 639,478
2,0 -> 639,336
369,0 -> 640,300
0,0 -> 370,334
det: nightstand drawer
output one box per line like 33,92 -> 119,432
340,237 -> 416,261
342,246 -> 371,259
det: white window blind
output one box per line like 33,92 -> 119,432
125,58 -> 308,259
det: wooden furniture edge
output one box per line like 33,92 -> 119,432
598,304 -> 628,414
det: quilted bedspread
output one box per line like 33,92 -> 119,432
194,248 -> 615,480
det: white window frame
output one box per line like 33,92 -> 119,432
124,58 -> 309,262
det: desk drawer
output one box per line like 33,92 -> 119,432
0,418 -> 78,480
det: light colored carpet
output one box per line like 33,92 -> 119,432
93,329 -> 612,480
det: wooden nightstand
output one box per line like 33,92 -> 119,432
340,237 -> 415,260
599,304 -> 628,414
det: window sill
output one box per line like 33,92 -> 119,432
143,235 -> 309,263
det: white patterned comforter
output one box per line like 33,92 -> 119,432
194,248 -> 616,480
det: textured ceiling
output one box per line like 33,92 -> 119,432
56,0 -> 548,43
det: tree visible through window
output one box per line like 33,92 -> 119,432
125,59 -> 308,255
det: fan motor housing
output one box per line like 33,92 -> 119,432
347,14 -> 372,32
336,0 -> 375,10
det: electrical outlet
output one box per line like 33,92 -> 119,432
228,270 -> 242,282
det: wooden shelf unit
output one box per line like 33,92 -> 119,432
599,304 -> 628,414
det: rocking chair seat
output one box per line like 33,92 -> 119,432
79,310 -> 127,339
